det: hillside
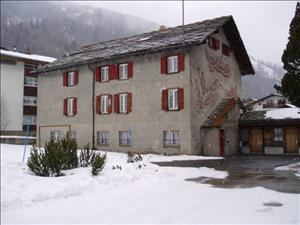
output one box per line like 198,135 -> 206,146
242,57 -> 285,99
0,1 -> 159,58
1,2 -> 285,99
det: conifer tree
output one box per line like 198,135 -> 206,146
275,2 -> 300,106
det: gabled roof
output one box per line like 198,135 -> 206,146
202,98 -> 240,127
246,94 -> 285,107
37,16 -> 254,75
0,49 -> 56,63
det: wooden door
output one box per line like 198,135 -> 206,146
285,128 -> 298,153
250,128 -> 263,153
219,129 -> 225,156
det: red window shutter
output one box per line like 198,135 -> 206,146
207,37 -> 212,48
74,70 -> 79,85
108,65 -> 114,80
108,95 -> 113,114
128,62 -> 133,78
160,57 -> 167,74
127,93 -> 132,113
73,97 -> 77,115
216,39 -> 220,50
64,98 -> 67,115
178,88 -> 184,110
96,95 -> 101,114
114,94 -> 120,113
162,89 -> 168,111
178,54 -> 185,71
116,64 -> 120,79
96,67 -> 101,82
63,72 -> 68,86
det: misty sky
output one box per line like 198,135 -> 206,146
72,1 -> 297,65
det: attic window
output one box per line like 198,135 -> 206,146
207,36 -> 220,50
222,44 -> 231,56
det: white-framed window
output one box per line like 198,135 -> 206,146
24,76 -> 37,87
163,130 -> 179,145
101,95 -> 109,113
119,93 -> 128,113
50,130 -> 61,142
119,131 -> 132,145
167,55 -> 178,73
119,63 -> 128,80
97,131 -> 109,144
274,128 -> 283,142
23,96 -> 37,106
71,131 -> 77,141
101,66 -> 109,81
67,98 -> 74,116
23,115 -> 37,125
68,71 -> 75,86
168,89 -> 178,110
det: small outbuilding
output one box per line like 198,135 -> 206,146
240,108 -> 300,155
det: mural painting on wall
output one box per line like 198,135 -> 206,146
195,50 -> 238,111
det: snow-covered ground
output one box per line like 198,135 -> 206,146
1,144 -> 299,224
275,162 -> 300,177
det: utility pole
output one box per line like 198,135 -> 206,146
182,0 -> 185,41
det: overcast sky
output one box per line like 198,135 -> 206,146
73,1 -> 296,65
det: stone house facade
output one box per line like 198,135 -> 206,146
36,16 -> 254,156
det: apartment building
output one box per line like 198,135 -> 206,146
36,16 -> 254,156
0,49 -> 56,136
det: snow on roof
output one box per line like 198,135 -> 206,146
0,49 -> 56,63
265,108 -> 300,120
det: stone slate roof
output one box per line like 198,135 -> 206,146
240,110 -> 300,126
37,16 -> 254,75
202,98 -> 237,127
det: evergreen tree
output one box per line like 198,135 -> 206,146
275,2 -> 300,106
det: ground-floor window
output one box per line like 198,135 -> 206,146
71,131 -> 77,141
163,130 -> 179,145
97,131 -> 109,145
50,130 -> 61,142
274,128 -> 283,142
119,131 -> 132,145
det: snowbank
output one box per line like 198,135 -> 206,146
1,144 -> 299,224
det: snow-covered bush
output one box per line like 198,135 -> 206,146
91,153 -> 107,176
61,135 -> 78,169
127,151 -> 143,163
79,144 -> 95,167
27,140 -> 63,177
27,146 -> 49,176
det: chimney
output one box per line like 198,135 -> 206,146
159,25 -> 167,32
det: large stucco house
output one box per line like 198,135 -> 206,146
36,16 -> 254,156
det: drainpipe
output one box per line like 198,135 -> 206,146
88,64 -> 96,149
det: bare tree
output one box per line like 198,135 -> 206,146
1,96 -> 10,130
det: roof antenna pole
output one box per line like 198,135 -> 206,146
182,0 -> 185,41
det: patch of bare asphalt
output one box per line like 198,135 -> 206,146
152,155 -> 300,194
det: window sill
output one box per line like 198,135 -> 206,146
119,144 -> 132,147
99,80 -> 109,83
97,143 -> 109,146
167,71 -> 180,75
167,108 -> 180,111
163,144 -> 180,148
24,84 -> 37,87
